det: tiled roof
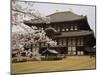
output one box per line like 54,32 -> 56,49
47,11 -> 85,22
42,49 -> 59,54
24,11 -> 85,24
55,31 -> 93,37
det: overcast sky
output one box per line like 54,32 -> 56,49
17,1 -> 96,34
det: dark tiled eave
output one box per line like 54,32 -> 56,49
55,31 -> 93,38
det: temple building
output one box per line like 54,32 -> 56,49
24,11 -> 95,55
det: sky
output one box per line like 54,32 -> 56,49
15,1 -> 96,34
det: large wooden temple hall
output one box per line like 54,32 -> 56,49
24,11 -> 96,55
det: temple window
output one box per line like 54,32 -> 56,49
77,38 -> 83,46
68,38 -> 77,55
72,47 -> 76,51
80,51 -> 84,55
70,26 -> 74,30
62,38 -> 66,46
72,38 -> 76,46
68,51 -> 71,55
72,51 -> 76,55
77,51 -> 81,55
65,24 -> 68,31
77,51 -> 84,55
61,25 -> 65,31
68,47 -> 71,51
66,28 -> 68,31
75,26 -> 78,30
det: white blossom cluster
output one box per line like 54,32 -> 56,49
11,0 -> 56,60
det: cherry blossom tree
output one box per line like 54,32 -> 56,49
11,0 -> 57,61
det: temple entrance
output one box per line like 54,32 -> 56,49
45,26 -> 57,38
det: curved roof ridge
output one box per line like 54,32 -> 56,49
46,11 -> 85,22
47,11 -> 83,17
24,11 -> 85,24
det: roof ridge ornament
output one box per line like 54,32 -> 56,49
55,9 -> 59,13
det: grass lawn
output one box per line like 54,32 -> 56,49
12,56 -> 96,74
